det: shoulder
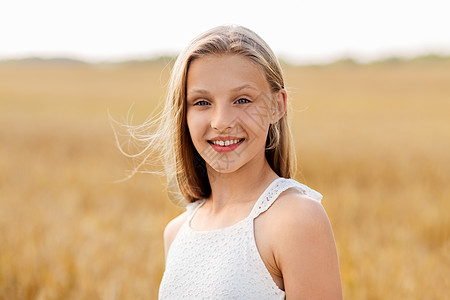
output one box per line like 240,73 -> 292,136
268,190 -> 335,263
267,187 -> 327,231
163,211 -> 188,259
257,187 -> 331,254
264,189 -> 343,298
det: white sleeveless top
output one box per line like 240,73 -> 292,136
159,177 -> 323,300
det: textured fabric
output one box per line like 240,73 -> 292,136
159,177 -> 322,300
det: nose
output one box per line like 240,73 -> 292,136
210,103 -> 234,132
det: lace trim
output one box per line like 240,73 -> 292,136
250,178 -> 322,219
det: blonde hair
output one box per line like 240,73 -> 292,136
113,25 -> 297,204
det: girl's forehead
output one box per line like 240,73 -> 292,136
186,54 -> 270,92
190,53 -> 259,69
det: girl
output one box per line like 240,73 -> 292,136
135,25 -> 342,299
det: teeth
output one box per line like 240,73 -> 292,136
211,139 -> 242,146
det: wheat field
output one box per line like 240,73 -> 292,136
0,59 -> 449,299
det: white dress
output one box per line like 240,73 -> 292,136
159,177 -> 323,300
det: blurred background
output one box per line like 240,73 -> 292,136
0,0 -> 449,299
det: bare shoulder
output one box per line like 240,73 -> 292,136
266,189 -> 343,299
163,211 -> 188,260
263,189 -> 332,254
269,188 -> 328,230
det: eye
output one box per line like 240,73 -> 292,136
193,100 -> 210,106
235,98 -> 251,104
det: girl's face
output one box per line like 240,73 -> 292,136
186,54 -> 285,175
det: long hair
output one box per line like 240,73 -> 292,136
113,25 -> 297,204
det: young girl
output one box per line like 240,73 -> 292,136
142,25 -> 342,299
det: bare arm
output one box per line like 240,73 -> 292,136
274,195 -> 343,299
163,212 -> 188,261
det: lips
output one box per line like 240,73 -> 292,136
207,137 -> 245,152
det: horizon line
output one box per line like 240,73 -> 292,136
1,53 -> 449,67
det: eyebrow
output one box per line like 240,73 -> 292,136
187,83 -> 258,96
231,83 -> 258,92
187,88 -> 211,96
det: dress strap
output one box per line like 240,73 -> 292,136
185,199 -> 207,222
249,178 -> 323,219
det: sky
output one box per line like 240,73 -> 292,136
1,0 -> 449,64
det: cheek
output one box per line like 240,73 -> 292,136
186,111 -> 204,140
238,108 -> 271,140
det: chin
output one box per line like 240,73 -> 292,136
207,160 -> 242,175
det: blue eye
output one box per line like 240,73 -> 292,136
236,98 -> 251,104
194,100 -> 210,106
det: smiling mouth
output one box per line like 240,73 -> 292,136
207,138 -> 245,146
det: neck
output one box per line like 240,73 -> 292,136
205,157 -> 279,213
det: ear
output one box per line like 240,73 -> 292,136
270,89 -> 287,124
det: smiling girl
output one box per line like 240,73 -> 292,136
142,25 -> 342,299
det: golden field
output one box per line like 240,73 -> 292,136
0,59 -> 449,299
